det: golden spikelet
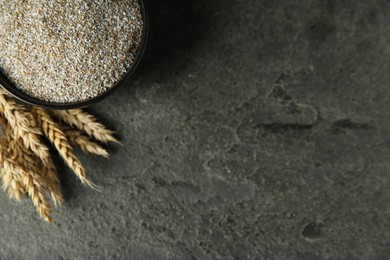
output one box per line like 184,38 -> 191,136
2,114 -> 63,206
43,157 -> 63,207
9,178 -> 25,201
6,140 -> 27,200
0,154 -> 16,195
0,140 -> 52,221
32,107 -> 97,189
0,91 -> 50,163
51,109 -> 118,143
0,117 -> 25,200
64,129 -> 109,158
13,134 -> 63,206
21,172 -> 52,222
0,141 -> 26,181
1,166 -> 19,199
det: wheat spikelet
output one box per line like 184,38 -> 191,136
0,127 -> 25,197
7,139 -> 27,200
0,140 -> 51,221
0,91 -> 50,163
21,172 -> 52,222
43,156 -> 63,207
2,108 -> 63,206
64,128 -> 109,158
0,103 -> 61,217
0,152 -> 26,177
9,179 -> 25,201
7,171 -> 25,201
0,140 -> 52,221
51,109 -> 118,143
11,130 -> 63,206
1,165 -> 17,199
0,154 -> 23,180
32,107 -> 97,189
2,139 -> 52,222
3,113 -> 63,206
1,105 -> 63,206
0,117 -> 26,200
0,153 -> 15,196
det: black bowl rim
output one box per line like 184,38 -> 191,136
0,0 -> 148,110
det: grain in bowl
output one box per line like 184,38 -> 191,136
0,0 -> 145,105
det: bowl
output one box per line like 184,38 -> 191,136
0,0 -> 148,110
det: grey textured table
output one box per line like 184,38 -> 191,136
1,0 -> 390,259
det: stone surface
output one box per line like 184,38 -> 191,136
1,0 -> 390,259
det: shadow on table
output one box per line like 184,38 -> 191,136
135,0 -> 220,78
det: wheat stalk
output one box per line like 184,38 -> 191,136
0,139 -> 52,221
32,107 -> 98,189
6,140 -> 27,200
0,115 -> 62,206
9,178 -> 25,201
13,133 -> 63,206
1,113 -> 64,207
0,145 -> 26,178
64,128 -> 109,158
0,117 -> 26,200
0,145 -> 19,198
4,110 -> 63,207
43,156 -> 63,207
21,172 -> 52,222
0,91 -> 50,163
51,109 -> 118,143
0,90 -> 117,221
0,161 -> 21,200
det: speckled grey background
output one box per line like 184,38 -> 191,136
1,0 -> 390,259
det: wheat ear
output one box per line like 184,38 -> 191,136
32,107 -> 97,189
6,140 -> 27,201
0,156 -> 24,200
43,156 -> 63,207
12,132 -> 63,206
0,143 -> 22,200
51,109 -> 118,143
3,112 -> 63,206
0,140 -> 52,221
64,129 -> 109,158
0,92 -> 50,163
10,127 -> 63,206
0,117 -> 26,200
21,172 -> 52,222
8,178 -> 25,201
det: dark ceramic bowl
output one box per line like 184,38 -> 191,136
0,0 -> 148,110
